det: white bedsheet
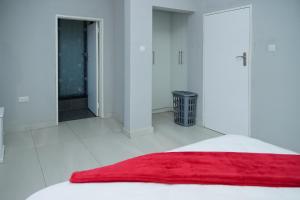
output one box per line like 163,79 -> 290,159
27,135 -> 300,200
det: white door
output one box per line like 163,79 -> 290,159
152,11 -> 172,111
87,22 -> 99,116
203,7 -> 251,136
170,13 -> 188,92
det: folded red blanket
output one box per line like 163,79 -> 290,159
70,152 -> 300,187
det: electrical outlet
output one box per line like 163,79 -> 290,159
268,44 -> 276,52
18,96 -> 30,103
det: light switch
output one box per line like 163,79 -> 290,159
139,46 -> 146,52
18,96 -> 30,103
268,44 -> 276,52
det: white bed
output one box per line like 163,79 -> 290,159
27,135 -> 300,200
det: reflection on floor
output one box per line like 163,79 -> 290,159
0,112 -> 221,200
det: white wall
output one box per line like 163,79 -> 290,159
2,0 -> 298,152
123,0 -> 300,152
0,0 -> 116,132
124,0 -> 197,135
152,0 -> 197,12
124,0 -> 153,135
112,0 -> 125,122
187,0 -> 300,152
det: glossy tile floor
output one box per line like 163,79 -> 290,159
0,112 -> 221,200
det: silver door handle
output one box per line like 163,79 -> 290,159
180,51 -> 183,65
236,52 -> 247,66
152,51 -> 155,65
178,51 -> 183,65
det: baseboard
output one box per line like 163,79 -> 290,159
0,145 -> 5,163
123,126 -> 154,138
152,107 -> 173,114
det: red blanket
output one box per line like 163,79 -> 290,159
70,152 -> 300,187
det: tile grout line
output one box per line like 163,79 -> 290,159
65,122 -> 102,166
65,120 -> 144,165
30,130 -> 48,187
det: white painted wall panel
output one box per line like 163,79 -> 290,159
0,0 -> 116,131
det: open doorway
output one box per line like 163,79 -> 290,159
56,16 -> 103,123
152,10 -> 189,118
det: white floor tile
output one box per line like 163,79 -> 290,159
101,118 -> 123,133
130,133 -> 182,154
32,123 -> 78,147
36,141 -> 99,186
82,134 -> 144,166
0,112 -> 221,200
0,148 -> 45,200
66,118 -> 112,139
4,131 -> 34,150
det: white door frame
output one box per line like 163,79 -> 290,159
55,14 -> 104,124
202,5 -> 253,136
